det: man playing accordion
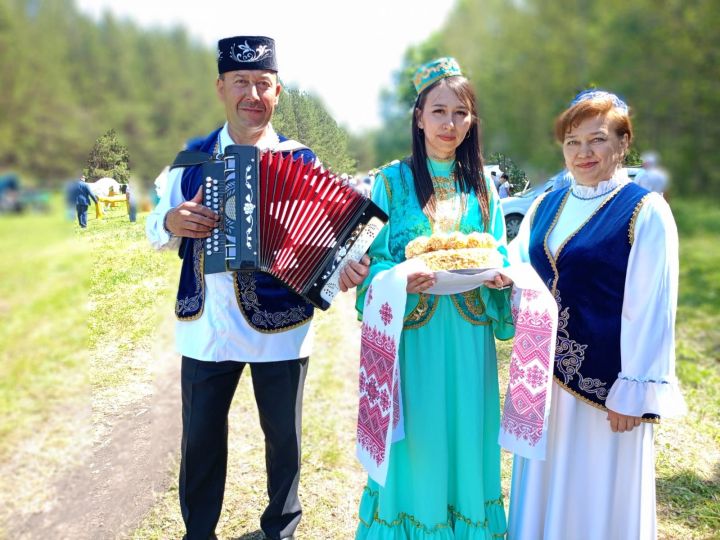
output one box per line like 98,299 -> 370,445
146,35 -> 369,540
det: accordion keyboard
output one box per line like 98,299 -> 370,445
203,160 -> 229,274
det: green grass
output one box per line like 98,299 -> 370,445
0,202 -> 90,453
0,200 -> 180,535
0,197 -> 717,538
80,206 -> 178,396
674,198 -> 720,441
0,201 -> 178,429
653,198 -> 720,539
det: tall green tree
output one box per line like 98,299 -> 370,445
0,0 -> 357,186
377,0 -> 720,195
279,88 -> 357,172
84,129 -> 130,184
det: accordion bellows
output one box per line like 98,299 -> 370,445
203,145 -> 387,310
405,231 -> 503,271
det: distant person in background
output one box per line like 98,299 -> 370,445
551,168 -> 573,191
490,169 -> 500,189
634,151 -> 669,196
498,172 -> 511,198
70,174 -> 98,228
340,172 -> 354,189
357,176 -> 372,197
126,183 -> 137,222
64,179 -> 77,220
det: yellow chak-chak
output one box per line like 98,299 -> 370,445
405,232 -> 503,271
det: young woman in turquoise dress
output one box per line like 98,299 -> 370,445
355,57 -> 513,540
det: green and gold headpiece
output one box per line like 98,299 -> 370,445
413,57 -> 463,95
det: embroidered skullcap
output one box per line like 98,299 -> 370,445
413,57 -> 463,95
570,89 -> 628,114
217,36 -> 278,74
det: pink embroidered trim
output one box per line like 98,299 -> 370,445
358,324 -> 397,466
501,304 -> 554,446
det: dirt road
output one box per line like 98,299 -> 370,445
3,319 -> 182,540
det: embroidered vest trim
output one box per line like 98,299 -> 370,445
529,183 -> 658,421
450,290 -> 491,326
234,271 -> 314,333
174,128 -> 315,332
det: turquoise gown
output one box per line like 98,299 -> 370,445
355,158 -> 514,540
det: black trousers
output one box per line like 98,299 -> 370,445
179,356 -> 308,540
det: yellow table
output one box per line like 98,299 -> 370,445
96,195 -> 129,219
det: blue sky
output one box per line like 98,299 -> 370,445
76,0 -> 455,132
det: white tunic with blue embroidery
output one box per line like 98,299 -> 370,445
506,170 -> 685,540
146,123 -> 314,362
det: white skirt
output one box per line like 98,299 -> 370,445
508,381 -> 657,540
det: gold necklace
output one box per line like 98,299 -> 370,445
428,161 -> 466,232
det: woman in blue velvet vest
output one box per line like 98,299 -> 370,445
507,90 -> 686,540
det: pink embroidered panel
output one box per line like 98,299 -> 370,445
502,290 -> 554,446
358,323 -> 397,466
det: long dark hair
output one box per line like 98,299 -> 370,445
404,76 -> 490,230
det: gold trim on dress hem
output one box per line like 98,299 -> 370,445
359,486 -> 507,536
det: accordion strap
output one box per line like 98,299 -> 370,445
170,139 -> 306,171
170,135 -> 309,173
170,150 -> 213,170
275,139 -> 308,153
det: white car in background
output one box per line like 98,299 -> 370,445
500,167 -> 642,240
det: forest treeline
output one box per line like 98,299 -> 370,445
0,0 -> 355,187
1,0 -> 718,195
360,0 -> 719,195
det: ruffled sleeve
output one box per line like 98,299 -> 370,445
606,194 -> 686,418
479,178 -> 514,340
355,172 -> 422,320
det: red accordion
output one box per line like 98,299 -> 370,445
199,145 -> 387,310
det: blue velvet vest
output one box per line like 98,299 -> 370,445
528,182 -> 653,414
175,127 -> 316,332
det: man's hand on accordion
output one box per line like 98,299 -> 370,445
165,187 -> 220,238
338,254 -> 371,292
